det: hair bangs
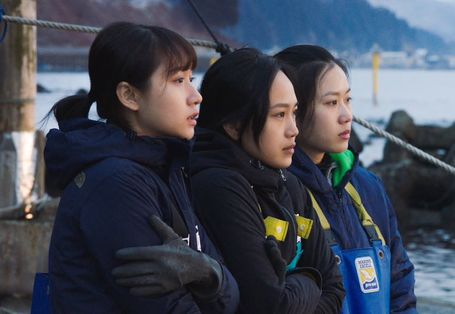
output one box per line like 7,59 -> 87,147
158,31 -> 197,77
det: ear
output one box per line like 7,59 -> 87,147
116,81 -> 140,111
223,123 -> 240,141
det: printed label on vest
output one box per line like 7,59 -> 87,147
355,256 -> 380,293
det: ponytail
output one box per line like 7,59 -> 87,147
46,94 -> 94,124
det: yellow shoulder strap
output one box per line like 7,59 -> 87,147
307,189 -> 331,230
345,182 -> 386,246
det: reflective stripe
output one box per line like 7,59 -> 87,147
295,215 -> 313,239
263,216 -> 289,242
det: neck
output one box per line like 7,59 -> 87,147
303,149 -> 325,165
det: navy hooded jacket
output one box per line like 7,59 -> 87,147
45,118 -> 239,314
289,146 -> 417,313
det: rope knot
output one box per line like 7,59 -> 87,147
215,42 -> 232,56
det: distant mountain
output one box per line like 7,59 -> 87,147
368,0 -> 455,44
35,0 -> 451,53
36,0 -> 237,48
217,0 -> 451,53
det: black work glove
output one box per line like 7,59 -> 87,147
265,236 -> 322,291
264,236 -> 287,285
112,215 -> 223,299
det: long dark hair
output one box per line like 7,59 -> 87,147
198,48 -> 292,144
48,22 -> 197,130
274,45 -> 348,130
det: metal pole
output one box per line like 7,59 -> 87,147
372,49 -> 380,106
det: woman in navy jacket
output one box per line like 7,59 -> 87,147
275,45 -> 417,313
189,48 -> 345,313
45,22 -> 238,313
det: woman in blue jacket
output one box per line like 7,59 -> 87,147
45,22 -> 238,313
275,45 -> 417,313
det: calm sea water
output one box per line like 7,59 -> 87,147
36,69 -> 455,310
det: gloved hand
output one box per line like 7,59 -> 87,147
264,236 -> 287,285
112,215 -> 223,299
265,236 -> 322,290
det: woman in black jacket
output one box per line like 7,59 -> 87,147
190,48 -> 345,313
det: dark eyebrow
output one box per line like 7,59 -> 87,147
270,102 -> 298,109
321,88 -> 351,98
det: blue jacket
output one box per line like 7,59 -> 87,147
289,147 -> 417,313
45,118 -> 239,314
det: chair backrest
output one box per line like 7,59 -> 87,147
31,273 -> 52,314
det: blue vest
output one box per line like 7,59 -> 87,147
309,182 -> 391,314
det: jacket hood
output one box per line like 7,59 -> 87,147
289,146 -> 359,194
45,118 -> 192,193
190,128 -> 287,190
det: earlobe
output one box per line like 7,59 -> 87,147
116,81 -> 140,111
223,123 -> 240,141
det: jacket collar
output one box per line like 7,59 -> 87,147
190,128 -> 287,191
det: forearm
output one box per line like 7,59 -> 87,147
196,264 -> 240,314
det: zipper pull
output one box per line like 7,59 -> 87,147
180,166 -> 188,178
279,169 -> 287,182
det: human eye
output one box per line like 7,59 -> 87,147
175,77 -> 184,83
190,76 -> 195,82
325,99 -> 337,106
273,112 -> 286,118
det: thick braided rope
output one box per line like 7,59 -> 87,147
2,15 -> 218,48
354,116 -> 455,175
3,15 -> 454,175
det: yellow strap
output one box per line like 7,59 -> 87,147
345,182 -> 386,246
307,189 -> 331,230
263,216 -> 289,242
295,215 -> 313,239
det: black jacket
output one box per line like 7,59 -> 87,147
45,119 -> 239,314
190,128 -> 344,314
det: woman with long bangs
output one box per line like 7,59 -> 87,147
186,48 -> 345,313
45,22 -> 239,313
275,45 -> 416,313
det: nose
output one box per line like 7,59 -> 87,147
286,116 -> 299,138
339,101 -> 352,124
189,85 -> 202,106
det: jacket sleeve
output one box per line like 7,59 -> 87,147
78,167 -> 235,313
291,180 -> 345,314
382,186 -> 417,313
194,216 -> 240,314
192,169 -> 321,314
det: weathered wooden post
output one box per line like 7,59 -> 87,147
0,0 -> 52,301
0,0 -> 36,210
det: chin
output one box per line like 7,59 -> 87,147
182,130 -> 195,141
330,144 -> 348,153
269,159 -> 292,169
